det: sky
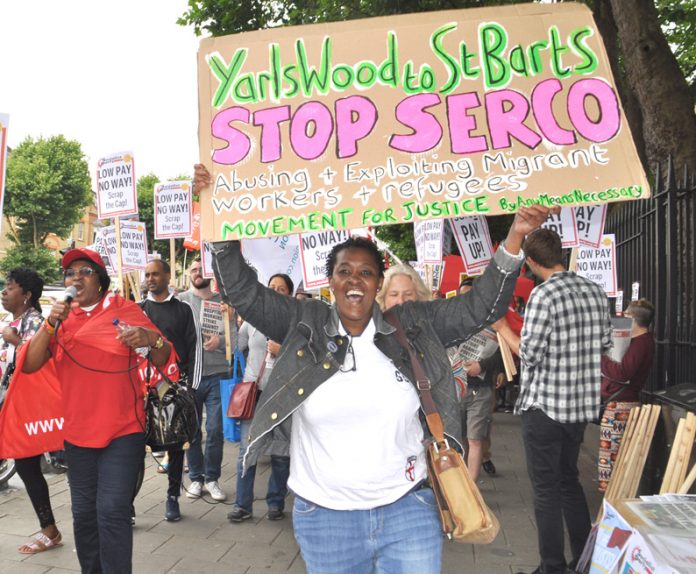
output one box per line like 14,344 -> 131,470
0,0 -> 201,183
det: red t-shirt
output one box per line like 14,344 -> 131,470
49,293 -> 151,448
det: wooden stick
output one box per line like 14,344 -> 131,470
497,333 -> 514,381
169,238 -> 176,287
603,405 -> 639,509
128,272 -> 141,302
675,413 -> 696,490
610,405 -> 650,503
612,405 -> 648,501
222,305 -> 232,364
661,417 -> 686,494
626,405 -> 661,499
115,217 -> 124,294
678,461 -> 696,494
568,247 -> 579,272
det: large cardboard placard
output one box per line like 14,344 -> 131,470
0,114 -> 8,233
299,230 -> 350,289
576,233 -> 617,296
154,180 -> 193,239
96,152 -> 137,219
198,3 -> 649,240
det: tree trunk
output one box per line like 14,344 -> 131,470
591,0 -> 647,170
610,0 -> 696,178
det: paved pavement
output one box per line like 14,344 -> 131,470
0,412 -> 603,573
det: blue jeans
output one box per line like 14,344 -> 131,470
293,488 -> 442,574
65,432 -> 146,574
187,373 -> 224,482
236,419 -> 289,512
521,408 -> 591,574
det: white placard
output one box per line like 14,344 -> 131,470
414,219 -> 445,264
450,216 -> 493,274
96,151 -> 137,219
608,316 -> 632,363
119,221 -> 149,271
201,241 -> 215,279
242,235 -> 303,290
299,230 -> 350,289
574,204 -> 607,248
97,226 -> 118,271
87,241 -> 115,276
615,290 -> 624,316
200,300 -> 224,336
541,208 -> 579,248
576,234 -> 617,296
631,282 -> 640,301
410,261 -> 444,292
0,113 -> 9,233
154,180 -> 193,239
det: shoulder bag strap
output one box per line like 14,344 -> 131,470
384,309 -> 446,445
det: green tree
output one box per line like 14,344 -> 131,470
178,0 -> 519,33
656,0 -> 696,90
5,135 -> 92,248
0,245 -> 62,283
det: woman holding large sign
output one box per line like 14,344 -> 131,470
199,163 -> 552,572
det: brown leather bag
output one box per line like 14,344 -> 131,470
227,353 -> 266,420
226,380 -> 258,419
386,310 -> 500,544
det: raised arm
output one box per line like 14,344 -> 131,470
423,205 -> 555,347
211,241 -> 298,344
23,300 -> 71,373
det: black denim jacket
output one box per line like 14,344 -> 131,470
211,240 -> 522,471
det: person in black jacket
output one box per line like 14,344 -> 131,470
141,259 -> 201,521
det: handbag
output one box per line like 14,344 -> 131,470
226,352 -> 266,420
145,369 -> 198,451
385,309 -> 500,544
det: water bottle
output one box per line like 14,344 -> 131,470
113,319 -> 149,357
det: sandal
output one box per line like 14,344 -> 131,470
18,532 -> 62,554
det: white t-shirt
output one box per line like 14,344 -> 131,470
288,319 -> 426,510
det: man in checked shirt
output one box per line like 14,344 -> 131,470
510,229 -> 612,574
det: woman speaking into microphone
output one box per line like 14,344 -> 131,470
23,248 -> 173,574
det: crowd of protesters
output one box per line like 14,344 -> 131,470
0,170 -> 657,574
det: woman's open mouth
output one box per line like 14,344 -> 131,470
346,289 -> 364,303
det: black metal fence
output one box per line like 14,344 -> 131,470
605,159 -> 696,391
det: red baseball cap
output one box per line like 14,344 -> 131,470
61,248 -> 107,270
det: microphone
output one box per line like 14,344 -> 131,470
64,286 -> 77,304
55,286 -> 78,330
